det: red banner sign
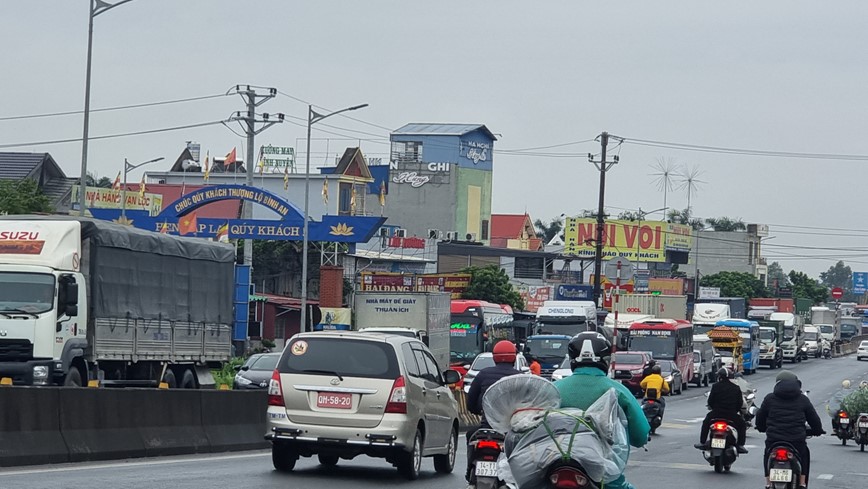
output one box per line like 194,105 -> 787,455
387,236 -> 426,249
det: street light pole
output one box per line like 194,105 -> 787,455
300,103 -> 368,333
78,0 -> 136,216
120,156 -> 164,221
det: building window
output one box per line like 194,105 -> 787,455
514,257 -> 544,280
481,220 -> 489,240
391,141 -> 423,164
276,318 -> 286,340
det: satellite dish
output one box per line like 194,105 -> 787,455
181,159 -> 201,171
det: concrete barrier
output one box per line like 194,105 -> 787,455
452,388 -> 480,431
0,386 -> 267,467
201,389 -> 268,452
60,388 -> 147,462
0,387 -> 69,466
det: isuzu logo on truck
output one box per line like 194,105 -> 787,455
0,231 -> 40,240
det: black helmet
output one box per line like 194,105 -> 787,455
651,365 -> 662,375
568,331 -> 611,373
717,366 -> 734,380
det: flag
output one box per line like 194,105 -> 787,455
257,147 -> 265,174
111,171 -> 121,192
223,148 -> 237,168
178,212 -> 198,236
283,164 -> 289,190
215,222 -> 229,243
378,180 -> 386,207
203,151 -> 210,181
321,179 -> 329,205
350,185 -> 356,213
138,174 -> 146,200
159,221 -> 169,234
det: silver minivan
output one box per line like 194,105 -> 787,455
265,331 -> 461,479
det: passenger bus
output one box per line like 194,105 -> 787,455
628,319 -> 694,384
450,300 -> 513,367
716,319 -> 761,374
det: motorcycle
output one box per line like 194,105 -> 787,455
742,389 -> 758,428
855,413 -> 868,452
468,429 -> 506,489
700,419 -> 739,473
482,375 -> 631,489
822,346 -> 832,359
834,410 -> 852,445
641,388 -> 663,435
766,442 -> 804,489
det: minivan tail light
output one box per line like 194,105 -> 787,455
267,369 -> 284,406
385,376 -> 407,414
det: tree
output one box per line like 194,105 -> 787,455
461,265 -> 524,310
534,217 -> 563,244
767,261 -> 790,293
0,179 -> 53,215
85,172 -> 113,188
704,217 -> 747,232
700,271 -> 769,302
667,207 -> 705,230
820,260 -> 854,301
617,210 -> 642,221
788,270 -> 828,305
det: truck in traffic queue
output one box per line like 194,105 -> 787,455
810,306 -> 839,344
773,312 -> 806,363
691,333 -> 720,386
0,216 -> 235,387
757,318 -> 785,369
535,301 -> 597,336
696,297 -> 746,320
692,302 -> 732,335
352,291 -> 451,371
605,313 -> 655,351
748,298 -> 794,313
612,294 -> 688,320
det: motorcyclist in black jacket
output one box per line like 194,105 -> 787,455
465,340 -> 522,482
756,370 -> 825,489
695,367 -> 748,453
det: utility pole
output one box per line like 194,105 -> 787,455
228,85 -> 284,267
588,132 -> 619,308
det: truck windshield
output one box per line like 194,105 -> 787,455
526,338 -> 569,361
803,331 -> 819,341
760,329 -> 776,342
818,325 -> 834,335
783,326 -> 794,341
0,272 -> 55,314
693,324 -> 714,336
535,318 -> 587,336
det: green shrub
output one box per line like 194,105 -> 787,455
211,357 -> 245,389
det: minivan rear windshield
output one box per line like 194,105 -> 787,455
281,338 -> 400,379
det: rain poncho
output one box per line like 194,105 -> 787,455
482,375 -> 630,489
827,388 -> 853,416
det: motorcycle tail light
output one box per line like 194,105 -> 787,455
712,422 -> 728,431
647,399 -> 655,404
840,412 -> 849,419
477,440 -> 501,450
774,448 -> 791,461
549,468 -> 589,489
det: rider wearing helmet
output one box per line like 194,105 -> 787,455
465,340 -> 522,482
554,331 -> 650,489
640,364 -> 670,415
828,379 -> 853,434
641,359 -> 657,379
695,367 -> 748,453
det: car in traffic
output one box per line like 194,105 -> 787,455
462,351 -> 530,393
857,340 -> 868,361
610,351 -> 654,395
265,331 -> 461,480
234,352 -> 281,390
658,359 -> 684,395
550,355 -> 572,381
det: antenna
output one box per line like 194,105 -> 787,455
678,164 -> 706,214
649,157 -> 679,213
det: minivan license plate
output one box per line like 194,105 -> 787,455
475,461 -> 497,478
769,468 -> 792,482
317,392 -> 352,409
859,422 -> 868,428
710,438 -> 726,449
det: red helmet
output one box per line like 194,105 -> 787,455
492,340 -> 517,364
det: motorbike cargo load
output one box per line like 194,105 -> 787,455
483,375 -> 630,488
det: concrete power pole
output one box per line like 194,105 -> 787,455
589,132 -> 620,308
229,85 -> 284,268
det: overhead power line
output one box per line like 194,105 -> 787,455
619,136 -> 868,161
0,93 -> 231,122
0,120 -> 227,149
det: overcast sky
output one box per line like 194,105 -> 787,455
3,1 -> 868,279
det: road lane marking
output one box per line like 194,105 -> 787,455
660,422 -> 691,429
0,451 -> 268,477
817,474 -> 834,480
672,417 -> 706,423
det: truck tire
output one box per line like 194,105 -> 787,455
179,369 -> 197,389
162,370 -> 177,389
63,367 -> 83,387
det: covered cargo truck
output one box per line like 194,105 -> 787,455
612,294 -> 687,320
0,216 -> 235,387
353,291 -> 451,370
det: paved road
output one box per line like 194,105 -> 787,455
4,356 -> 868,489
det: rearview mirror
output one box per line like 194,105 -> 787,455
463,364 -> 471,370
233,365 -> 242,372
443,369 -> 462,385
520,366 -> 530,373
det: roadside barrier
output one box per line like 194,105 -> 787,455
452,388 -> 480,430
0,387 -> 268,467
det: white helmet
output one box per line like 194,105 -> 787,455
843,379 -> 851,389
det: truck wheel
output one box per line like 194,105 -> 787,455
162,370 -> 177,389
179,369 -> 197,389
63,367 -> 83,387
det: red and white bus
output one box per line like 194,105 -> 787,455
628,319 -> 694,383
450,299 -> 514,367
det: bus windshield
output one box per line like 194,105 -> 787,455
449,318 -> 483,363
629,332 -> 676,360
740,332 -> 751,349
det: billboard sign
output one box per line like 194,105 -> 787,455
359,272 -> 470,298
563,218 -> 692,262
853,272 -> 868,295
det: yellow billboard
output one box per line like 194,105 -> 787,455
563,218 -> 692,262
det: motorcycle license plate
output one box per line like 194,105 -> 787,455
841,419 -> 850,425
475,461 -> 498,478
860,422 -> 868,428
769,468 -> 793,482
710,438 -> 726,449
